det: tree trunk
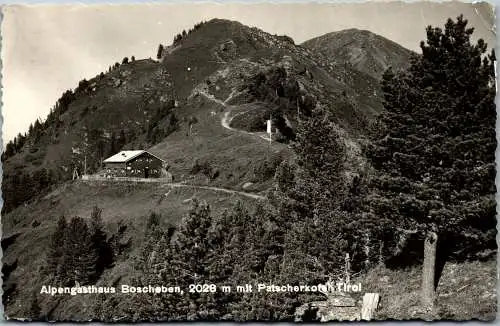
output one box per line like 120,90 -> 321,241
378,240 -> 384,267
421,226 -> 438,308
363,232 -> 371,270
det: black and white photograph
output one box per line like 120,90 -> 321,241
1,1 -> 497,321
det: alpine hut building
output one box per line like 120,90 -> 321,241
103,150 -> 170,180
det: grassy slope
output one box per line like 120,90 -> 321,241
149,95 -> 290,191
355,259 -> 497,320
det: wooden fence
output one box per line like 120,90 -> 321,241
81,175 -> 172,183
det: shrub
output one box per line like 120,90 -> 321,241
190,160 -> 219,180
252,153 -> 283,182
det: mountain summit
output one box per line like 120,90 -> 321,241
302,28 -> 415,80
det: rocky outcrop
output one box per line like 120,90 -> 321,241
295,293 -> 361,322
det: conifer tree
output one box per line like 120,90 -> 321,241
47,215 -> 68,283
366,15 -> 496,308
117,129 -> 127,150
90,206 -> 113,276
174,199 -> 213,312
131,212 -> 177,320
270,106 -> 348,232
109,131 -> 117,155
264,105 -> 359,291
292,107 -> 347,205
166,200 -> 227,319
134,211 -> 173,272
65,216 -> 98,285
157,44 -> 164,59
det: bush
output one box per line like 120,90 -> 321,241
31,159 -> 43,167
252,153 -> 283,182
76,79 -> 89,93
190,160 -> 219,180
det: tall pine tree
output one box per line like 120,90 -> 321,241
366,15 -> 496,308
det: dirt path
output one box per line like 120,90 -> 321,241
164,183 -> 266,200
198,90 -> 272,142
80,176 -> 266,200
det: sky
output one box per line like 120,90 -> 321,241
1,1 -> 496,143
